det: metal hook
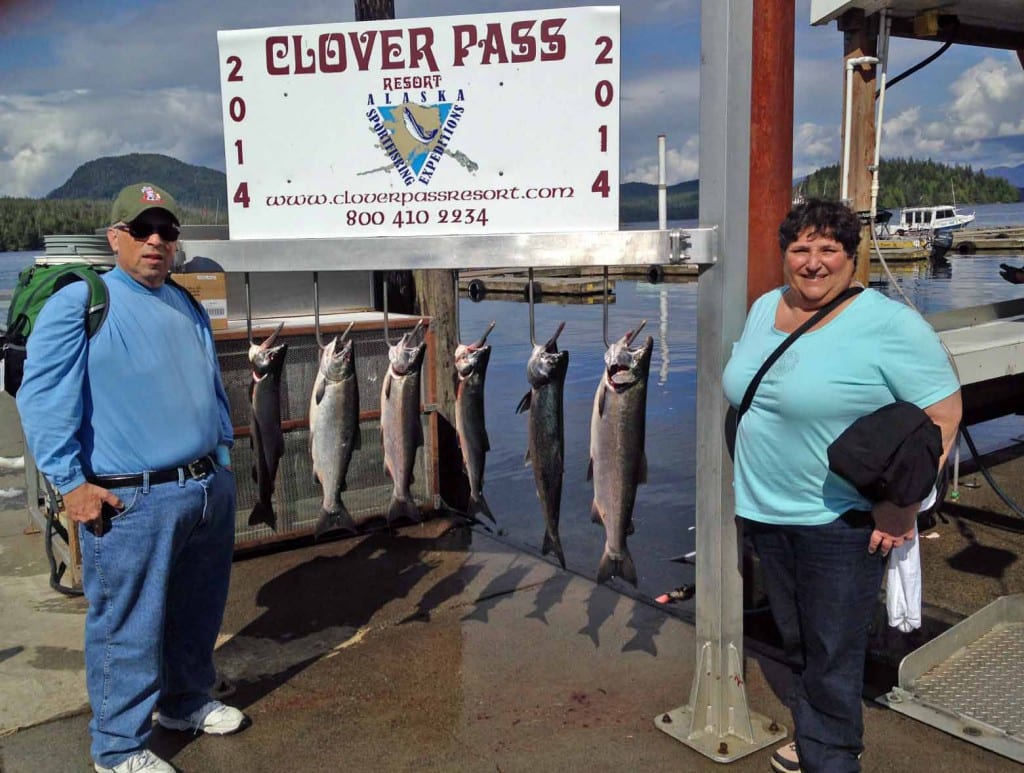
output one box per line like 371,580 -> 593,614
528,267 -> 537,346
602,266 -> 611,348
244,271 -> 253,345
627,319 -> 648,345
313,271 -> 326,349
453,269 -> 460,342
383,275 -> 395,347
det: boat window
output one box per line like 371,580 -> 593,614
923,211 -> 932,223
938,209 -> 952,219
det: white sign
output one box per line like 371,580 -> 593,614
217,6 -> 620,239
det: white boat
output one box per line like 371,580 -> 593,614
891,204 -> 975,235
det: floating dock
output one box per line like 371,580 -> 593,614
458,265 -> 698,301
952,227 -> 1024,255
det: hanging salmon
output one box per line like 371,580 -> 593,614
588,323 -> 653,586
380,320 -> 426,524
310,323 -> 360,539
516,322 -> 569,569
454,321 -> 496,523
248,322 -> 287,530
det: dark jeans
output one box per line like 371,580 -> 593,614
744,512 -> 885,773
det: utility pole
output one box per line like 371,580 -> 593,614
839,9 -> 879,286
354,0 -> 466,514
354,0 -> 393,20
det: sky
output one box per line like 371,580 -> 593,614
0,0 -> 1022,198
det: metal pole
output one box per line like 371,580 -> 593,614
656,0 -> 784,761
658,134 -> 668,230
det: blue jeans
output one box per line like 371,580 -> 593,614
78,466 -> 236,768
745,513 -> 885,773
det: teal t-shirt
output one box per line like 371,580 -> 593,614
722,287 -> 960,525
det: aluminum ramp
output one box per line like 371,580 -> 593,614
879,594 -> 1024,763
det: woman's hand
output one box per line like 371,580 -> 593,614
869,500 -> 918,556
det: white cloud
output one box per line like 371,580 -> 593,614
878,54 -> 1024,169
0,88 -> 223,197
792,122 -> 838,177
624,137 -> 699,183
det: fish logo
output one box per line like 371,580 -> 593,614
367,100 -> 465,186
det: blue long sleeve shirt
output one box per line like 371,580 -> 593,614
16,266 -> 233,494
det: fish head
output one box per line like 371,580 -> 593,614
388,320 -> 427,376
249,322 -> 289,377
454,321 -> 495,379
603,323 -> 654,391
526,321 -> 568,387
320,336 -> 355,383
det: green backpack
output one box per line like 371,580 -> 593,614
2,263 -> 111,397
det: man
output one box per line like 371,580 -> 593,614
17,183 -> 245,773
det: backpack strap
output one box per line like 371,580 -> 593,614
53,269 -> 110,339
165,275 -> 209,323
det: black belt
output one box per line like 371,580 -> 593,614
87,455 -> 216,488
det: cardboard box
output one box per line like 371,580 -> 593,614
170,272 -> 228,330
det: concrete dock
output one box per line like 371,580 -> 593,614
1,387 -> 1022,771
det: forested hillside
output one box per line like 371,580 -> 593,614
47,153 -> 227,210
1,153 -> 225,251
619,179 -> 699,222
3,154 -> 1019,251
796,158 -> 1020,207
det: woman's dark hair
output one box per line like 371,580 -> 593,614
779,199 -> 861,256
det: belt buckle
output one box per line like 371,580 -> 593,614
187,459 -> 208,480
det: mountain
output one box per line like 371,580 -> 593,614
984,162 -> 1024,188
619,179 -> 699,222
46,153 -> 227,212
43,153 -> 692,223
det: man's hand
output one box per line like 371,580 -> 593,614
868,500 -> 918,557
999,263 -> 1024,284
61,483 -> 124,532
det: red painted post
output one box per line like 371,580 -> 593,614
747,0 -> 794,308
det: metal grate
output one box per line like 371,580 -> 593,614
216,324 -> 435,544
880,594 -> 1024,763
914,622 -> 1024,735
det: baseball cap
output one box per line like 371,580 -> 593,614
110,182 -> 181,225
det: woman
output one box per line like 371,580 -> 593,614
723,200 -> 961,773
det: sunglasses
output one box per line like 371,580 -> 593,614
113,221 -> 180,242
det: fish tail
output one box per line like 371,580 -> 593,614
387,496 -> 422,525
248,501 -> 277,531
468,492 -> 496,524
541,529 -> 567,569
596,547 -> 637,587
314,501 -> 357,540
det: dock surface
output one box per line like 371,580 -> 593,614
1,388 -> 1023,771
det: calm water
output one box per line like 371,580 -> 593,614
3,199 -> 1023,599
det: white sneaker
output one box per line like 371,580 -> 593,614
94,749 -> 175,772
156,700 -> 246,735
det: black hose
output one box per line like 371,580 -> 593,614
958,424 -> 1024,520
879,20 -> 959,95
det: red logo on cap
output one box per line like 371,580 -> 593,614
140,185 -> 162,203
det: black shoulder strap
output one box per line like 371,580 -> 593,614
736,286 -> 863,422
164,275 -> 207,321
